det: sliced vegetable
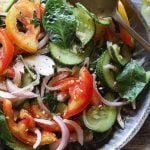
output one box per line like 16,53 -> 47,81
53,116 -> 70,150
64,67 -> 93,118
96,50 -> 117,90
22,73 -> 33,87
118,0 -> 135,48
24,55 -> 55,76
0,0 -> 17,12
116,60 -> 147,102
107,42 -> 131,66
64,119 -> 83,145
3,100 -> 57,146
49,41 -> 93,65
91,12 -> 110,26
0,29 -> 14,74
73,3 -> 95,46
42,0 -> 76,48
83,105 -> 117,132
6,0 -> 40,53
0,110 -> 33,150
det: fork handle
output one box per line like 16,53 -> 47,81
113,11 -> 150,52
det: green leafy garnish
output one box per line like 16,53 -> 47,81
42,0 -> 77,48
0,110 -> 32,150
30,11 -> 40,27
43,93 -> 58,112
116,60 -> 148,102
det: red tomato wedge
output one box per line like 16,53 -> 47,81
0,29 -> 14,74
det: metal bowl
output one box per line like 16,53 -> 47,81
101,0 -> 150,149
0,0 -> 149,150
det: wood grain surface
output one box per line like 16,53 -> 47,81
123,115 -> 150,150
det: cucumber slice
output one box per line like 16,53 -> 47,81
91,13 -> 110,26
49,41 -> 93,65
0,0 -> 16,12
96,51 -> 116,90
83,105 -> 117,132
22,73 -> 32,87
73,3 -> 95,46
107,42 -> 131,66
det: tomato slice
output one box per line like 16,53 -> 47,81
0,29 -> 14,74
91,88 -> 102,106
6,0 -> 40,53
64,67 -> 93,118
53,77 -> 79,91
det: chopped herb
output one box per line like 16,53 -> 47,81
43,93 -> 58,113
30,11 -> 40,27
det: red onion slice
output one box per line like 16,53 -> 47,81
101,96 -> 128,107
0,81 -> 7,91
132,101 -> 136,110
57,67 -> 72,73
38,34 -> 49,49
104,64 -> 118,72
37,32 -> 45,40
44,79 -> 66,91
83,57 -> 90,68
37,95 -> 50,115
41,76 -> 52,97
33,128 -> 42,149
6,80 -> 38,98
10,72 -> 40,94
48,72 -> 70,86
13,61 -> 24,86
63,119 -> 83,145
34,118 -> 55,125
0,90 -> 16,99
117,108 -> 125,129
53,116 -> 70,150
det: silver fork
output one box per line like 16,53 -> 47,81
69,0 -> 150,52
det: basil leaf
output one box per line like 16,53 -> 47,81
0,110 -> 32,150
116,60 -> 147,102
42,0 -> 76,48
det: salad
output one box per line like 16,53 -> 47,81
0,0 -> 149,150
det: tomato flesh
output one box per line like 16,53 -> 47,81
0,29 -> 14,74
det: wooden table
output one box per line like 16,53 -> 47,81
123,115 -> 150,150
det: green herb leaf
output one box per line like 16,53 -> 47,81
42,0 -> 77,48
30,11 -> 40,27
116,60 -> 147,102
43,93 -> 58,113
0,110 -> 32,150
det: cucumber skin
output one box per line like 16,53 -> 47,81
83,106 -> 117,132
73,3 -> 95,46
96,51 -> 116,90
49,41 -> 93,66
108,45 -> 132,66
